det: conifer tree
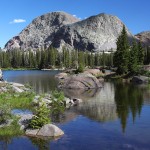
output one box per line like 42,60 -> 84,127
113,25 -> 129,74
129,40 -> 138,74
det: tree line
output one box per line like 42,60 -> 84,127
0,27 -> 149,70
113,25 -> 149,75
0,47 -> 114,69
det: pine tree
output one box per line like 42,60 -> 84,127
113,25 -> 129,74
137,42 -> 144,65
129,40 -> 138,74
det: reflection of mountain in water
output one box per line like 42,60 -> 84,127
64,83 -> 118,122
63,82 -> 146,133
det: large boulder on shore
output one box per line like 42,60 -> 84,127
25,124 -> 64,138
59,73 -> 103,89
84,69 -> 103,77
131,76 -> 149,84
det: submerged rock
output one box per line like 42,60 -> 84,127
131,76 -> 149,84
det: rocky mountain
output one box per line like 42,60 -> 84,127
135,31 -> 150,47
5,12 -> 79,50
5,11 -> 133,52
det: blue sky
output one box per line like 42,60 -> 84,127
0,0 -> 149,48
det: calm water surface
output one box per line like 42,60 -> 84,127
1,70 -> 150,150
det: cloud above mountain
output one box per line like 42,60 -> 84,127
9,19 -> 26,24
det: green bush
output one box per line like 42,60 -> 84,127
29,103 -> 50,129
0,104 -> 12,124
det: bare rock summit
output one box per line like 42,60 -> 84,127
5,12 -> 133,52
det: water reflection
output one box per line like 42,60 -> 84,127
63,82 -> 145,133
3,70 -> 60,93
29,137 -> 50,150
114,82 -> 144,132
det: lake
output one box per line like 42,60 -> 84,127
1,70 -> 150,150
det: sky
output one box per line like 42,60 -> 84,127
0,0 -> 150,48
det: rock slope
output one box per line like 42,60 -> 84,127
135,31 -> 150,46
5,11 -> 133,52
5,12 -> 79,50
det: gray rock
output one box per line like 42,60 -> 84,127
131,76 -> 149,84
12,86 -> 24,93
84,69 -> 103,77
55,72 -> 68,79
5,12 -> 79,50
0,119 -> 13,128
25,129 -> 40,137
135,31 -> 150,46
37,124 -> 64,137
52,13 -> 133,52
60,73 -> 103,89
18,114 -> 34,130
10,82 -> 25,87
26,124 -> 64,137
5,12 -> 134,52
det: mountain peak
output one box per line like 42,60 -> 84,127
5,11 -> 133,52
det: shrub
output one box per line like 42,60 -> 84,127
0,104 -> 12,124
29,103 -> 50,129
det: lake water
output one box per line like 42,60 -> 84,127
1,70 -> 150,150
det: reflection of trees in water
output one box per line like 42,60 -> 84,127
114,82 -> 144,132
0,136 -> 12,150
29,137 -> 51,150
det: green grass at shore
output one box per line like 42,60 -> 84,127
0,116 -> 23,138
0,92 -> 35,109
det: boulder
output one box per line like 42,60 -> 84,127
84,69 -> 103,77
18,114 -> 34,130
37,124 -> 64,137
12,86 -> 24,93
26,124 -> 64,137
10,82 -> 25,87
0,119 -> 13,128
60,73 -> 103,89
26,129 -> 39,137
131,76 -> 149,84
55,73 -> 68,79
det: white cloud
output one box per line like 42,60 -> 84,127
9,19 -> 26,24
73,14 -> 81,20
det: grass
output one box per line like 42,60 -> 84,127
0,116 -> 23,138
0,91 -> 35,110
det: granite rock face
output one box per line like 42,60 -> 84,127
51,13 -> 133,52
58,73 -> 103,89
5,12 -> 133,52
135,31 -> 150,46
5,12 -> 79,50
